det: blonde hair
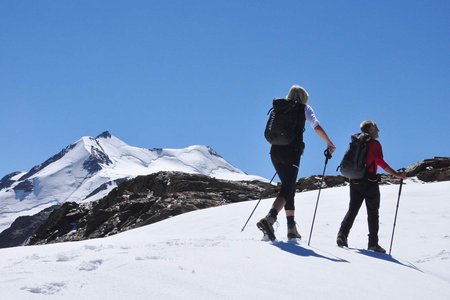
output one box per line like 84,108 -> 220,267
286,85 -> 309,104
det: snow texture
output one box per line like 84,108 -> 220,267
0,180 -> 449,299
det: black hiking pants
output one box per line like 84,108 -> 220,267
338,178 -> 381,246
270,145 -> 303,211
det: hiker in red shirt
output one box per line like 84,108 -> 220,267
337,120 -> 406,253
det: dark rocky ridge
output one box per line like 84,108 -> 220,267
0,206 -> 58,248
18,144 -> 77,181
0,171 -> 22,191
28,172 -> 274,245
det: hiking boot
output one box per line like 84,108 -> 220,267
368,244 -> 386,253
287,224 -> 302,240
336,235 -> 348,248
256,216 -> 276,241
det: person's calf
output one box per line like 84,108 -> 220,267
272,196 -> 286,212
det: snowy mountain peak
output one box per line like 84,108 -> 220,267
0,132 -> 265,233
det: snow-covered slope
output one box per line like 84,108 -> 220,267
0,131 -> 265,233
0,180 -> 449,299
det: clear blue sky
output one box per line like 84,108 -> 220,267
1,1 -> 449,181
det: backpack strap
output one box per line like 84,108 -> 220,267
366,160 -> 376,173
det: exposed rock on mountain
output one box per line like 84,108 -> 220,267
28,172 -> 274,245
0,172 -> 22,190
296,156 -> 450,191
405,157 -> 450,182
296,175 -> 347,192
0,206 -> 58,248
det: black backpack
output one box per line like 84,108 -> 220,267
264,98 -> 305,145
337,133 -> 374,179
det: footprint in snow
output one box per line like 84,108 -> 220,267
56,253 -> 78,262
78,259 -> 103,271
135,255 -> 164,261
178,265 -> 196,274
21,282 -> 66,295
416,250 -> 450,263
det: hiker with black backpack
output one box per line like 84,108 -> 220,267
336,120 -> 406,253
257,85 -> 336,241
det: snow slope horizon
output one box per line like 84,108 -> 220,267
0,180 -> 449,299
0,131 -> 266,233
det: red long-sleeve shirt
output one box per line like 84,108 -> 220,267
366,140 -> 388,174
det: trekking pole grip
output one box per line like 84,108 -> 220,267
324,148 -> 332,164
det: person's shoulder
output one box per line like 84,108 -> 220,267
369,139 -> 382,147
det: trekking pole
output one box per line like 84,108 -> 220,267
241,172 -> 278,232
308,148 -> 332,246
389,171 -> 405,255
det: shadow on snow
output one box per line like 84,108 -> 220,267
269,241 -> 421,271
272,241 -> 349,263
353,248 -> 422,272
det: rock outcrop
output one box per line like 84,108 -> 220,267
0,206 -> 58,248
28,172 -> 275,245
405,157 -> 450,182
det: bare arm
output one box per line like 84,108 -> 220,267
313,125 -> 336,154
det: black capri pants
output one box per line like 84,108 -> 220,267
270,144 -> 303,210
